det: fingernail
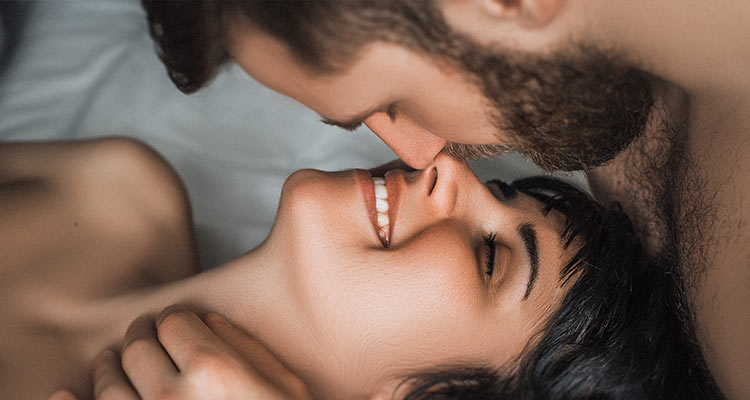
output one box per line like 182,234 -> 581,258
206,312 -> 231,327
48,390 -> 77,400
156,304 -> 189,326
91,349 -> 115,376
94,349 -> 114,364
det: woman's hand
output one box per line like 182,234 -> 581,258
49,306 -> 311,400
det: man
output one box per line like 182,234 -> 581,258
57,1 -> 750,398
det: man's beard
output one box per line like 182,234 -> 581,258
444,42 -> 654,172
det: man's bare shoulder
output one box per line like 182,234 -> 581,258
679,95 -> 750,400
587,86 -> 750,399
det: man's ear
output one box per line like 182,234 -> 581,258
441,0 -> 566,50
443,0 -> 564,33
476,0 -> 562,27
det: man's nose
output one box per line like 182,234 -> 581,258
364,112 -> 446,169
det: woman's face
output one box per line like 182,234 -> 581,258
266,154 -> 577,398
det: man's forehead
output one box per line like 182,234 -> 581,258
228,27 -> 424,119
226,24 -> 310,90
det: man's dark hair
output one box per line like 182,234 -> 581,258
141,0 -> 452,93
399,176 -> 721,399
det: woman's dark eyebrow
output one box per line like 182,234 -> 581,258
518,222 -> 539,300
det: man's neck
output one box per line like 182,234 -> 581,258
586,0 -> 750,99
586,79 -> 689,257
588,59 -> 750,399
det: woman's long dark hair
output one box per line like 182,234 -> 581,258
401,176 -> 721,399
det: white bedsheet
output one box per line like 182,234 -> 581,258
0,0 -> 585,269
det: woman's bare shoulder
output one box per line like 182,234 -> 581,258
0,137 -> 199,297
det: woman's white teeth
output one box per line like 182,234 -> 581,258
374,183 -> 388,200
373,178 -> 389,229
372,177 -> 391,247
375,198 -> 389,212
377,212 -> 390,227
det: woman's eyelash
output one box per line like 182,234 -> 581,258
483,233 -> 497,277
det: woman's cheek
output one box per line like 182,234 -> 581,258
364,230 -> 485,329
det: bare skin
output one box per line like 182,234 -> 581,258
588,87 -> 750,400
2,138 -> 307,399
0,138 -> 198,398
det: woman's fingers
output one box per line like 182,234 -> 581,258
148,306 -> 295,399
121,314 -> 178,398
48,350 -> 139,400
154,305 -> 237,370
76,306 -> 310,400
91,349 -> 139,400
205,313 -> 312,400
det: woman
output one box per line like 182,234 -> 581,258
1,137 -> 710,399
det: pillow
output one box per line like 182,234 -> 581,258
0,1 -> 32,78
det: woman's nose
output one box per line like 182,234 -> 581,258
364,112 -> 446,169
421,152 -> 466,217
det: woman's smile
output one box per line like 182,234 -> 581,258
355,169 -> 397,248
359,166 -> 440,248
373,176 -> 390,246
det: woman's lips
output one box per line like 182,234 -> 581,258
355,169 -> 400,248
355,169 -> 390,248
383,170 -> 402,247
